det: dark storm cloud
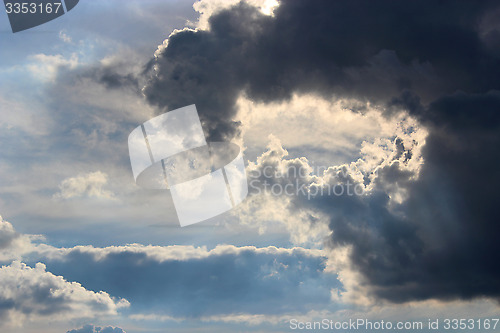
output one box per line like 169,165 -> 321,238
43,247 -> 339,317
143,0 -> 500,302
97,70 -> 139,90
74,64 -> 141,91
144,0 -> 500,140
327,91 -> 500,302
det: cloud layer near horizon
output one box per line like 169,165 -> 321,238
0,216 -> 339,325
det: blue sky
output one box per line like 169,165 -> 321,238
1,1 -> 500,332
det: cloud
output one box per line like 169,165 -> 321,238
27,53 -> 79,82
34,243 -> 339,318
2,0 -> 500,323
242,107 -> 500,303
191,0 -> 279,30
235,93 -> 428,167
2,216 -> 500,331
231,110 -> 426,247
0,216 -> 42,262
131,298 -> 500,329
0,217 -> 131,329
0,217 -> 18,250
53,171 -> 114,200
0,261 -> 129,326
67,324 -> 126,333
143,2 -> 272,141
1,217 -> 339,326
142,0 -> 500,304
242,101 -> 500,304
376,91 -> 500,302
144,0 -> 500,140
59,31 -> 72,43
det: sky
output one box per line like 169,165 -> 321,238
1,0 -> 500,332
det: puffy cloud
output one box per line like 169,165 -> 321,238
67,324 -> 126,333
0,216 -> 17,249
59,31 -> 72,44
2,0 -> 499,324
0,94 -> 51,135
27,53 -> 79,82
0,261 -> 129,326
234,110 -> 425,244
37,244 -> 339,317
250,112 -> 500,303
191,0 -> 279,30
2,221 -> 134,329
1,216 -> 339,326
144,0 -> 500,140
142,0 -> 500,304
0,216 -> 42,262
53,172 -> 114,200
37,242 -> 324,261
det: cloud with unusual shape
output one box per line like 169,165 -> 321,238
144,0 -> 500,140
142,0 -> 500,303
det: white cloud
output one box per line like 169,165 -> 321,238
1,216 -> 335,320
0,216 -> 17,249
53,171 -> 114,200
59,31 -> 72,43
191,0 -> 279,30
229,109 -> 426,246
36,242 -> 325,263
232,192 -> 331,247
237,94 -> 427,167
0,261 -> 129,327
0,216 -> 42,262
224,106 -> 428,303
0,94 -> 51,134
27,53 -> 79,82
2,215 -> 499,331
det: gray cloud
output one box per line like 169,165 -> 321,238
0,217 -> 18,250
67,324 -> 126,333
40,245 -> 339,317
6,0 -> 498,307
141,0 -> 500,303
143,0 -> 500,140
0,261 -> 129,325
1,217 -> 340,321
0,217 -> 41,262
